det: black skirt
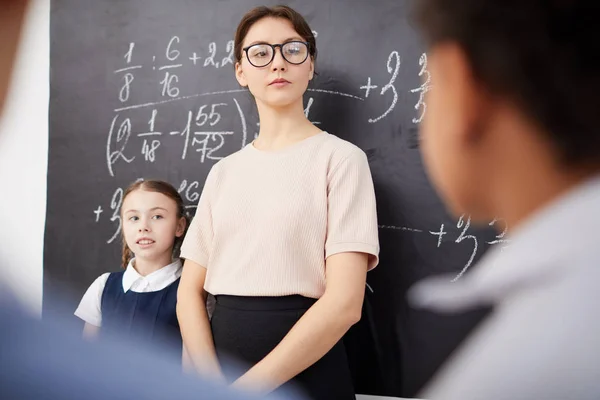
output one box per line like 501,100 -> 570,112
211,295 -> 356,400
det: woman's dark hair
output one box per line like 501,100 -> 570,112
234,5 -> 317,67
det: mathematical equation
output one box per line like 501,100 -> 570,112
106,101 -> 245,177
380,215 -> 510,281
361,51 -> 431,124
107,36 -> 431,177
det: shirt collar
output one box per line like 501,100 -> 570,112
408,174 -> 600,313
122,258 -> 182,293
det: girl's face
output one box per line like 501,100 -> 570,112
121,190 -> 186,264
235,17 -> 314,110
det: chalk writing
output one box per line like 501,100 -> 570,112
119,73 -> 134,103
94,206 -> 103,222
368,51 -> 400,123
178,179 -> 200,203
452,215 -> 478,282
410,53 -> 431,124
160,72 -> 179,98
141,139 -> 160,162
204,42 -> 219,68
107,187 -> 123,244
106,115 -> 135,177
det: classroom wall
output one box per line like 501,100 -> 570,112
0,0 -> 49,316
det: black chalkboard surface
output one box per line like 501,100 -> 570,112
46,0 -> 507,397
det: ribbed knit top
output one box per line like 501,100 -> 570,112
180,131 -> 379,299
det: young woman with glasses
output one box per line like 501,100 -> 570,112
176,6 -> 379,399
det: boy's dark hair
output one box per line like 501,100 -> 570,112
414,1 -> 600,166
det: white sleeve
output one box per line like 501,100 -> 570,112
74,273 -> 110,327
419,273 -> 600,400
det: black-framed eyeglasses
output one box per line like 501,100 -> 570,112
242,41 -> 310,68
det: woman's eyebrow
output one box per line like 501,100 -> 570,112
246,36 -> 304,46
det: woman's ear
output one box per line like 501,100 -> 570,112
175,216 -> 187,237
235,61 -> 248,87
309,58 -> 315,81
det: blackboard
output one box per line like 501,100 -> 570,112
46,0 -> 507,397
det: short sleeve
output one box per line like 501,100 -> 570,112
325,149 -> 380,270
74,273 -> 109,327
180,166 -> 217,268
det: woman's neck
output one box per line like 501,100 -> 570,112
132,252 -> 173,276
254,99 -> 320,151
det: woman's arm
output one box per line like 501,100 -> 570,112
182,344 -> 194,373
231,252 -> 368,394
176,259 -> 224,380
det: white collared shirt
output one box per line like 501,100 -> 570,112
409,175 -> 600,400
74,258 -> 182,327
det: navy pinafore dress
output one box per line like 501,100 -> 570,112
100,271 -> 182,361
